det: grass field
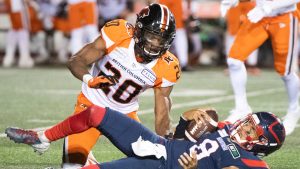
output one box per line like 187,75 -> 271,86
0,67 -> 299,169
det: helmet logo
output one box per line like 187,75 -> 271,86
139,7 -> 150,18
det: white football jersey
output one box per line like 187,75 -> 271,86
256,0 -> 297,16
81,19 -> 180,114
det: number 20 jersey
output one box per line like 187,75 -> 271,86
81,19 -> 180,114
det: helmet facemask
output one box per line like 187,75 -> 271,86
230,114 -> 268,152
134,23 -> 174,63
133,3 -> 176,64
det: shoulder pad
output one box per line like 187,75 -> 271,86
101,19 -> 134,49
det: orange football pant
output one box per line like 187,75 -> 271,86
229,12 -> 298,76
159,0 -> 184,29
63,92 -> 140,165
68,1 -> 97,30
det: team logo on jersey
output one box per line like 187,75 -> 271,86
142,69 -> 156,83
164,55 -> 174,65
126,22 -> 134,37
228,144 -> 240,159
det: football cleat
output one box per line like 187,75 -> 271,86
226,107 -> 252,123
5,127 -> 50,155
283,109 -> 300,136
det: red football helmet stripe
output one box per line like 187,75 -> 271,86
268,120 -> 281,144
160,5 -> 169,30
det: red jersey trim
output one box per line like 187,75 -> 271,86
241,158 -> 269,168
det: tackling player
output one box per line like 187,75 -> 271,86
61,3 -> 180,168
221,0 -> 300,135
6,106 -> 285,169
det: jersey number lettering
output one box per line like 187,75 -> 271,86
105,20 -> 120,27
99,62 -> 142,104
189,139 -> 219,160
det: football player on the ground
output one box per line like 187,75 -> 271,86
221,0 -> 300,135
6,106 -> 285,169
53,3 -> 180,168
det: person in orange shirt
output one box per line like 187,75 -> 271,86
67,0 -> 99,54
27,1 -> 49,64
60,3 -> 180,168
3,0 -> 34,68
35,0 -> 71,64
225,1 -> 260,75
221,0 -> 300,136
159,0 -> 192,71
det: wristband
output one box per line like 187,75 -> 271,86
83,74 -> 93,84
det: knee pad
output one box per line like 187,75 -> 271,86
87,105 -> 106,127
227,58 -> 244,70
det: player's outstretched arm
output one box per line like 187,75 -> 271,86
268,0 -> 300,11
154,86 -> 173,136
247,0 -> 300,23
67,35 -> 106,83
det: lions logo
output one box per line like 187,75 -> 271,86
139,6 -> 150,18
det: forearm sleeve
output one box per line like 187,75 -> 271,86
173,116 -> 189,139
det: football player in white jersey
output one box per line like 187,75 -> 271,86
63,3 -> 180,168
221,0 -> 300,136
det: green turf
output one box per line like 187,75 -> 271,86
0,67 -> 299,169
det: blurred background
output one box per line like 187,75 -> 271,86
0,0 -> 280,71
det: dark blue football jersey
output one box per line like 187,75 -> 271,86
166,125 -> 269,169
97,108 -> 269,169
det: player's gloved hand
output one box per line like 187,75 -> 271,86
220,0 -> 239,17
84,74 -> 118,89
247,3 -> 272,23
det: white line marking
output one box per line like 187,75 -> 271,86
142,89 -> 226,97
25,89 -> 227,97
2,87 -> 299,138
139,88 -> 283,114
27,119 -> 58,123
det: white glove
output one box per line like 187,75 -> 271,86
220,0 -> 239,17
247,3 -> 272,23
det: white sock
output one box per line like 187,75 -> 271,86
84,25 -> 99,43
246,49 -> 259,66
5,30 -> 18,58
282,72 -> 300,114
227,58 -> 249,110
18,29 -> 31,59
70,28 -> 85,55
174,29 -> 188,67
37,131 -> 50,143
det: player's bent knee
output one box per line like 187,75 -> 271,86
227,58 -> 244,70
88,105 -> 106,127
